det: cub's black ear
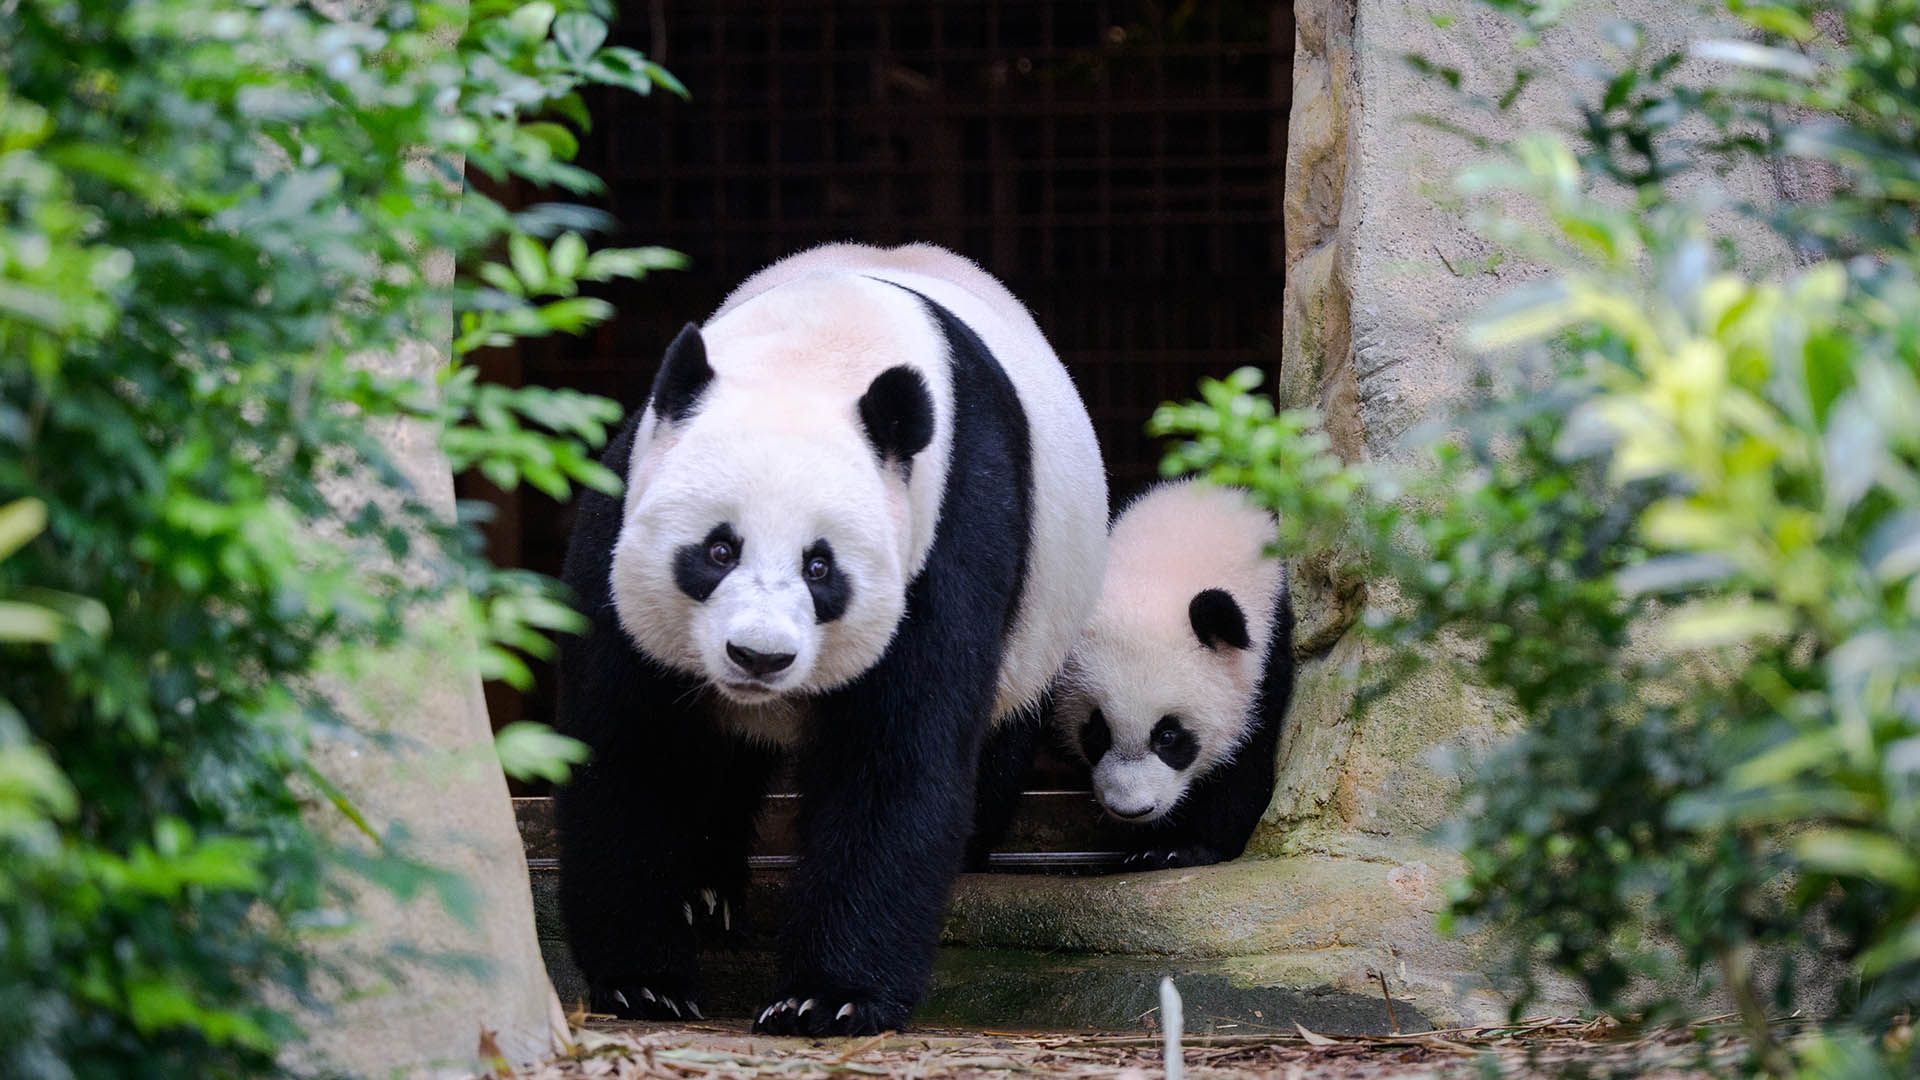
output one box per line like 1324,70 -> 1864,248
649,322 -> 712,423
1189,588 -> 1250,651
858,365 -> 935,466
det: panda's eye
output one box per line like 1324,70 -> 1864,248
804,554 -> 832,582
707,539 -> 737,567
1154,721 -> 1181,748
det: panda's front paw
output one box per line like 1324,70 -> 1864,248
590,977 -> 704,1022
1119,845 -> 1227,870
682,885 -> 742,937
752,987 -> 904,1037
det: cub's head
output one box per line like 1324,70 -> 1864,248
1057,587 -> 1259,822
609,323 -> 936,704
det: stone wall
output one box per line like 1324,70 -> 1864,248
291,265 -> 564,1077
1257,0 -> 1781,854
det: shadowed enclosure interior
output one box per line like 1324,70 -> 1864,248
475,0 -> 1293,862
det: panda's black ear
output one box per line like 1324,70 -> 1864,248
1189,588 -> 1251,651
859,365 -> 935,467
649,322 -> 712,423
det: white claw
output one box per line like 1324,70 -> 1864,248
683,901 -> 694,924
759,1005 -> 775,1025
782,997 -> 798,1012
664,997 -> 681,1018
797,998 -> 816,1016
701,888 -> 718,914
835,1002 -> 855,1021
641,987 -> 657,1003
722,899 -> 731,931
612,990 -> 629,1009
1165,852 -> 1177,863
688,1001 -> 704,1020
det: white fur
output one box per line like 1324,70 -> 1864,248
1056,480 -> 1285,821
609,243 -> 1108,743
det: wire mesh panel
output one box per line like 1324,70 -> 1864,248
541,0 -> 1291,488
485,0 -> 1291,824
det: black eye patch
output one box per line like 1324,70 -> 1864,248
802,538 -> 851,623
1080,707 -> 1112,764
673,523 -> 741,601
1150,715 -> 1199,771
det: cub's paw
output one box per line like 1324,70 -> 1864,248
680,885 -> 742,936
589,978 -> 705,1022
1119,845 -> 1226,870
752,989 -> 904,1037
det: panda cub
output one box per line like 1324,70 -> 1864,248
554,243 -> 1108,1036
1054,480 -> 1294,869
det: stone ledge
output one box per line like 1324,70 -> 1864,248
533,841 -> 1528,1032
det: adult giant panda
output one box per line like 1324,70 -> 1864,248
1052,480 -> 1294,868
554,243 -> 1108,1036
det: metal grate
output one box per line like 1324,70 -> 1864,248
478,0 -> 1292,831
535,0 -> 1291,492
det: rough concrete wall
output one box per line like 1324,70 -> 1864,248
1257,0 -> 1780,851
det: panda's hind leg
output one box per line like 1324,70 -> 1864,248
963,705 -> 1040,871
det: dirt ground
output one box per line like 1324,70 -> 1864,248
499,1015 -> 1770,1079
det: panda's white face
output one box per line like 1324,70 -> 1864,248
1055,594 -> 1261,823
610,420 -> 909,705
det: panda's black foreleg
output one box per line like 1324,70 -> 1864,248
684,736 -> 779,941
553,424 -> 739,1022
756,589 -> 1007,1036
963,704 -> 1041,871
554,617 -> 739,1020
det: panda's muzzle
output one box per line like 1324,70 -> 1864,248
726,641 -> 796,679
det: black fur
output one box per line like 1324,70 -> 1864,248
963,704 -> 1042,871
1150,715 -> 1200,771
858,364 -> 936,468
554,285 -> 1035,1036
1080,708 -> 1112,763
673,523 -> 742,601
802,538 -> 850,623
1188,587 -> 1250,651
554,413 -> 780,1022
757,285 -> 1032,1035
652,322 -> 714,422
1119,585 -> 1294,870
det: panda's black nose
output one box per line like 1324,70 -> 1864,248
726,642 -> 795,678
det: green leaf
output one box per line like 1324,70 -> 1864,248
506,2 -> 557,42
0,601 -> 64,643
495,722 -> 591,784
508,232 -> 549,293
1661,600 -> 1793,649
1690,39 -> 1817,80
519,121 -> 579,162
1795,829 -> 1920,891
549,231 -> 587,280
0,497 -> 47,562
552,12 -> 608,63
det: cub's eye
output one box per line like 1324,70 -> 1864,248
707,540 -> 736,566
804,554 -> 832,582
1154,721 -> 1180,748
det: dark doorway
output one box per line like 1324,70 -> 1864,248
477,1 -> 1293,858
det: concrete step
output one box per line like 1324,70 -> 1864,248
526,833 -> 1515,1033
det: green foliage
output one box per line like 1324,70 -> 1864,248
0,1 -> 675,1075
1155,2 -> 1920,1075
